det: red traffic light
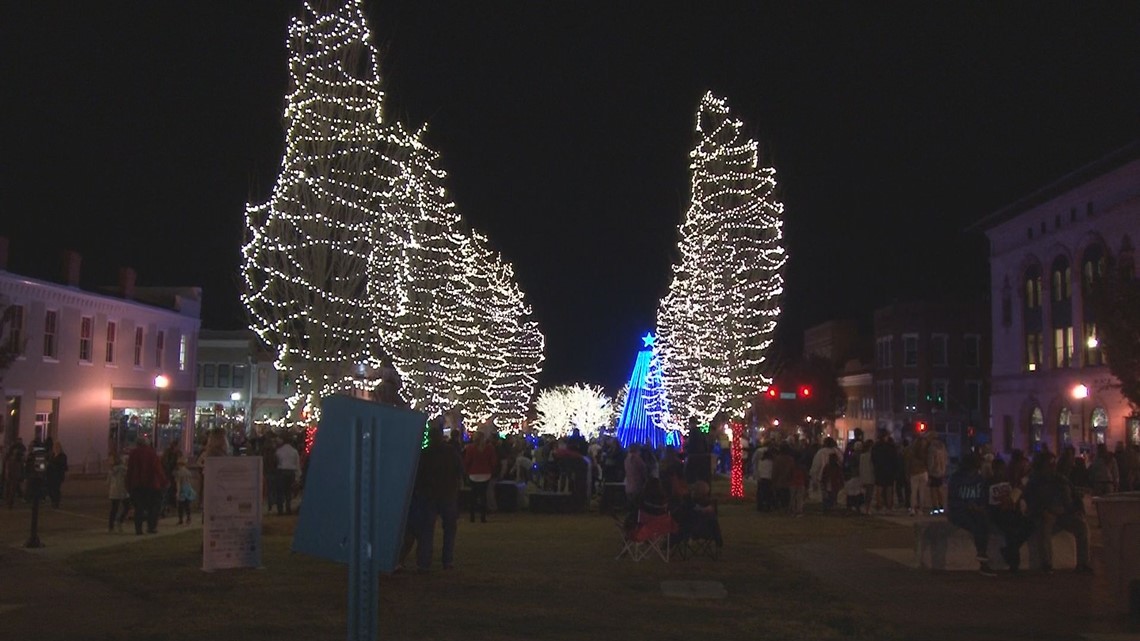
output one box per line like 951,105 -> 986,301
766,387 -> 778,399
798,386 -> 812,398
916,421 -> 927,433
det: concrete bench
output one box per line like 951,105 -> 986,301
915,519 -> 1076,571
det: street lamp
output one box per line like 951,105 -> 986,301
1072,383 -> 1088,445
154,374 -> 169,449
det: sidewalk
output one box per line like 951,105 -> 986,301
772,508 -> 1132,641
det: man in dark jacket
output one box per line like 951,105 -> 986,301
1023,452 -> 1091,573
412,425 -> 464,571
947,453 -> 995,576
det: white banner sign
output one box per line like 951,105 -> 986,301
202,456 -> 263,571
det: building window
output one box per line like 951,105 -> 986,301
43,310 -> 58,359
876,337 -> 893,369
902,380 -> 919,412
203,364 -> 216,388
1054,326 -> 1074,368
1025,332 -> 1042,372
79,316 -> 93,362
1024,267 -> 1042,309
964,334 -> 980,368
1084,322 -> 1103,367
931,334 -> 948,367
876,380 -> 893,414
233,364 -> 246,390
903,334 -> 918,367
1081,245 -> 1106,294
218,363 -> 231,389
965,380 -> 982,413
277,371 -> 291,395
105,321 -> 117,364
134,327 -> 144,367
931,379 -> 948,410
257,368 -> 268,395
155,330 -> 165,369
5,304 -> 24,356
861,396 -> 873,420
1052,258 -> 1071,302
178,335 -> 187,371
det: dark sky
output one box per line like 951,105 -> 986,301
2,2 -> 1139,392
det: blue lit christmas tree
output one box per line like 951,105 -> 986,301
616,333 -> 677,450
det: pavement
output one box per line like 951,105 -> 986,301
1,478 -> 1138,641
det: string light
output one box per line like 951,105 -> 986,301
241,0 -> 543,426
655,92 -> 786,426
534,384 -> 612,439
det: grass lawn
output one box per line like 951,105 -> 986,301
66,487 -> 903,641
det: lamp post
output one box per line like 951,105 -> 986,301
1072,383 -> 1088,447
154,374 -> 169,449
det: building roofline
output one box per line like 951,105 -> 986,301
968,140 -> 1140,233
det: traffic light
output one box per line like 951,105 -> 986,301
766,387 -> 778,399
798,385 -> 812,399
915,420 -> 927,434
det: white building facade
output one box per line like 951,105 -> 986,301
1,259 -> 200,473
977,143 -> 1140,455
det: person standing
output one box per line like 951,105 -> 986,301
174,454 -> 196,525
5,436 -> 26,508
927,436 -> 949,515
904,435 -> 929,516
623,443 -> 648,506
275,436 -> 300,515
870,431 -> 897,512
463,431 -> 498,523
45,440 -> 68,508
262,435 -> 279,513
413,425 -> 464,571
107,451 -> 130,532
683,417 -> 711,485
127,437 -> 166,535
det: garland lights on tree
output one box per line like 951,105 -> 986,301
243,0 -> 543,426
241,1 -> 395,418
655,91 -> 786,426
534,384 -> 612,439
616,333 -> 680,449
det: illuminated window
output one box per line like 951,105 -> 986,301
134,327 -> 144,367
43,310 -> 58,359
106,321 -> 116,364
178,335 -> 187,371
79,316 -> 94,362
155,330 -> 165,369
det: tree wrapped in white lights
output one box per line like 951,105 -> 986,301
243,0 -> 544,423
655,91 -> 786,424
241,0 -> 401,416
534,384 -> 612,439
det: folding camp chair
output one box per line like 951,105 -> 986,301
676,499 -> 721,560
615,510 -> 678,562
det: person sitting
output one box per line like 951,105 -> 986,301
1023,451 -> 1092,574
985,458 -> 1033,573
670,480 -> 723,548
947,453 -> 997,576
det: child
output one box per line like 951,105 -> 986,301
107,452 -> 129,532
844,474 -> 865,513
788,456 -> 808,517
820,453 -> 844,513
174,454 -> 196,525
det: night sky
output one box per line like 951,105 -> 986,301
2,2 -> 1138,392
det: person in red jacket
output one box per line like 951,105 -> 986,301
126,437 -> 167,535
463,431 -> 498,523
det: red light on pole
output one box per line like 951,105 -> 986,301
767,387 -> 778,399
799,386 -> 812,398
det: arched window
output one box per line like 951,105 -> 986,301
1056,407 -> 1072,451
1081,244 -> 1107,367
1092,407 -> 1108,445
1051,256 -> 1071,302
1050,256 -> 1074,368
1024,266 -> 1042,309
1081,244 -> 1106,294
1022,265 -> 1044,372
1030,406 -> 1044,452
